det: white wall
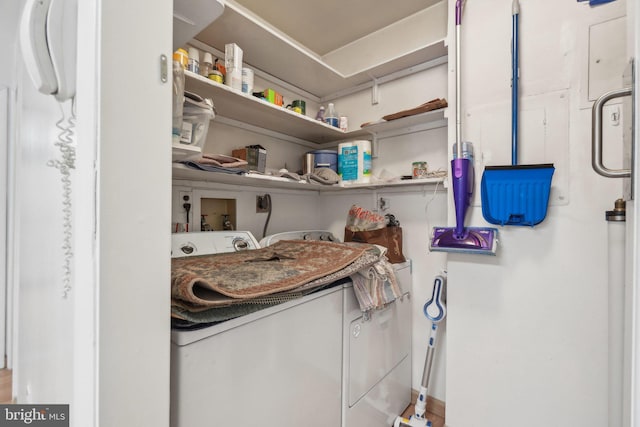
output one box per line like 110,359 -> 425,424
12,0 -> 76,408
446,1 -> 627,426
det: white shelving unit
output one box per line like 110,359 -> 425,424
174,0 -> 450,192
173,163 -> 445,192
185,70 -> 448,145
192,1 -> 448,98
185,71 -> 346,144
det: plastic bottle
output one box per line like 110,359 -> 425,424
187,47 -> 200,74
316,106 -> 325,122
325,103 -> 338,128
200,52 -> 213,78
172,50 -> 187,144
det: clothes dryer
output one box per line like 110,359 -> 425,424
260,231 -> 412,427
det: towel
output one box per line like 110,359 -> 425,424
198,153 -> 248,168
350,256 -> 402,312
179,161 -> 246,174
305,167 -> 340,185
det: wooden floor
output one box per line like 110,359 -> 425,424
0,369 -> 444,426
0,369 -> 11,404
399,394 -> 446,427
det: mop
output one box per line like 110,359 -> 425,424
393,275 -> 447,427
429,0 -> 498,255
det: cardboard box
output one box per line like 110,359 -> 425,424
263,89 -> 283,106
232,145 -> 267,173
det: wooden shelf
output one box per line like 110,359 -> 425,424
172,163 -> 445,192
347,109 -> 448,139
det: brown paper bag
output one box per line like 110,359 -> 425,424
344,226 -> 406,263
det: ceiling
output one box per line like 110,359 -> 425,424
231,0 -> 442,56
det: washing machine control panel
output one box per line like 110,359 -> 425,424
171,231 -> 260,257
260,230 -> 339,246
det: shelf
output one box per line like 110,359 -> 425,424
185,71 -> 347,144
192,1 -> 448,98
186,71 -> 448,145
172,163 -> 445,192
348,109 -> 448,139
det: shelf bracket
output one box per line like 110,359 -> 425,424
371,133 -> 379,159
371,78 -> 380,105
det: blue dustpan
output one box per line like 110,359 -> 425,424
480,0 -> 554,227
481,164 -> 554,226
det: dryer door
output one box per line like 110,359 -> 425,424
348,295 -> 411,406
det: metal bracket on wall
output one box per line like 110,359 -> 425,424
371,78 -> 380,105
371,133 -> 378,159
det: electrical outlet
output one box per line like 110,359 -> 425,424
379,197 -> 389,211
256,195 -> 269,213
178,191 -> 192,210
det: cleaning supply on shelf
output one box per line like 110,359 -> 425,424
208,70 -> 223,84
241,68 -> 254,94
325,103 -> 339,127
224,43 -> 243,91
338,140 -> 371,184
173,48 -> 188,69
316,105 -> 325,121
187,47 -> 200,74
304,150 -> 338,173
200,52 -> 213,78
214,58 -> 226,78
172,50 -> 187,144
255,89 -> 283,106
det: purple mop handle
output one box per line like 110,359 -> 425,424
455,0 -> 462,25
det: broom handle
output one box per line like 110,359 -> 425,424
455,0 -> 462,158
511,0 -> 520,165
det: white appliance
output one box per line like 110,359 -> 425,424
260,231 -> 412,427
170,230 -> 344,427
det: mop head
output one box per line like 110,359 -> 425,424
429,226 -> 498,255
394,416 -> 432,427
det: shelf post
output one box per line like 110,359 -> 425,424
371,78 -> 380,105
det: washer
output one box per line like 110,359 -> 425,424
170,231 -> 344,427
260,231 -> 412,427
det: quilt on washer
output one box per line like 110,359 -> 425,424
171,240 -> 380,309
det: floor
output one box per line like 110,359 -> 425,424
0,369 -> 11,403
